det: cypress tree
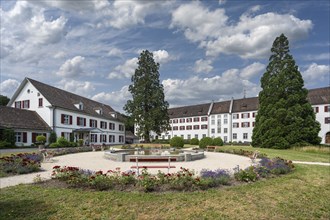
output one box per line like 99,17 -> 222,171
252,34 -> 321,149
124,50 -> 170,143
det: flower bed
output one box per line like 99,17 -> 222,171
0,153 -> 42,177
51,157 -> 294,192
215,148 -> 267,158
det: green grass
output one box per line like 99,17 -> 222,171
0,164 -> 329,219
218,145 -> 330,163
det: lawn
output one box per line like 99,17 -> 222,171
218,145 -> 330,163
0,164 -> 329,220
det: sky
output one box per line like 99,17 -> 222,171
0,0 -> 329,112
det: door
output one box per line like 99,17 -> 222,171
326,132 -> 330,144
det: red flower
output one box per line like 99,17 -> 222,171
95,171 -> 103,175
53,165 -> 61,169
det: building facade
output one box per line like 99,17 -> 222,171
7,78 -> 125,146
154,87 -> 330,144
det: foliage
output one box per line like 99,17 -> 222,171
234,166 -> 258,182
189,138 -> 199,145
56,137 -> 70,147
49,143 -> 59,148
170,136 -> 184,148
124,50 -> 170,143
0,128 -> 15,146
212,137 -> 224,146
0,95 -> 10,106
48,131 -> 57,144
0,141 -> 12,149
252,34 -> 321,149
199,137 -> 213,149
36,135 -> 46,144
199,169 -> 231,187
78,139 -> 84,147
0,153 -> 42,177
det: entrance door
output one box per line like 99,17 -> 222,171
326,132 -> 330,144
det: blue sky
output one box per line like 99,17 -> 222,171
1,0 -> 329,112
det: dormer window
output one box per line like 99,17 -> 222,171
95,108 -> 103,115
74,102 -> 84,110
111,112 -> 117,118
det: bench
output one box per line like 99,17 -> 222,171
131,157 -> 176,175
130,166 -> 176,169
129,157 -> 177,162
206,146 -> 219,152
249,151 -> 259,164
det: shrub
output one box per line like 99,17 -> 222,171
199,137 -> 213,149
69,142 -> 78,147
78,139 -> 84,147
49,132 -> 57,144
200,169 -> 231,186
36,135 -> 46,144
212,137 -> 223,146
189,138 -> 199,145
0,141 -> 12,149
1,129 -> 15,146
234,166 -> 258,182
49,143 -> 59,148
57,137 -> 70,147
170,136 -> 184,148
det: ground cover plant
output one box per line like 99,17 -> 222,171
0,164 -> 328,219
0,153 -> 42,177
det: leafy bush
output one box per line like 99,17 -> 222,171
200,169 -> 231,186
69,142 -> 78,147
48,132 -> 57,144
0,141 -> 12,149
1,129 -> 15,146
212,137 -> 223,146
199,137 -> 213,149
234,166 -> 258,182
78,139 -> 84,147
36,135 -> 46,144
189,138 -> 199,145
57,137 -> 70,147
49,143 -> 59,148
170,136 -> 184,148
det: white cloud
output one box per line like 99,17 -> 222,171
219,0 -> 227,5
194,59 -> 213,74
92,85 -> 131,112
0,79 -> 20,98
58,79 -> 95,98
240,62 -> 265,79
108,58 -> 138,79
57,56 -> 85,78
153,50 -> 172,64
171,2 -> 313,59
303,53 -> 329,61
53,51 -> 67,59
302,63 -> 330,83
108,48 -> 123,57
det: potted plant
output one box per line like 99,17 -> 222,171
36,135 -> 47,150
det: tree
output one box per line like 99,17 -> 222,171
252,34 -> 321,149
124,50 -> 170,143
0,95 -> 10,106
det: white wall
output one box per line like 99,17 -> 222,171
314,104 -> 330,144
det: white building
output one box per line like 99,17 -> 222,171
156,87 -> 330,144
6,78 -> 125,146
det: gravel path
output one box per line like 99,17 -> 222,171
1,151 -> 329,189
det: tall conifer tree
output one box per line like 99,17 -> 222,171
124,50 -> 169,142
252,34 -> 321,149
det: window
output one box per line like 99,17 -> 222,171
201,117 -> 208,121
217,127 -> 221,133
201,124 -> 208,129
313,107 -> 319,113
77,117 -> 86,126
109,135 -> 115,143
325,105 -> 329,112
100,134 -> 107,142
242,122 -> 250,128
186,125 -> 192,130
162,135 -> 165,139
79,103 -> 83,110
38,98 -> 43,107
202,134 -> 206,138
195,134 -> 198,139
224,128 -> 228,133
90,119 -> 97,128
61,114 -> 72,125
91,134 -> 97,143
252,122 -> 255,127
243,133 -> 248,139
61,132 -> 71,141
22,100 -> 30,109
211,119 -> 215,125
252,112 -> 257,118
181,135 -> 184,139
168,135 -> 171,140
233,123 -> 239,128
179,126 -> 185,130
173,126 -> 178,131
211,128 -> 215,134
186,118 -> 192,122
15,101 -> 21,109
233,133 -> 237,139
233,114 -> 239,119
193,117 -> 199,122
224,136 -> 227,142
242,113 -> 249,118
173,119 -> 178,123
217,119 -> 221,125
169,120 -> 172,123
193,125 -> 199,130
179,118 -> 185,123
325,117 -> 330,124
15,132 -> 22,143
100,121 -> 107,129
224,114 -> 228,118
119,135 -> 124,143
119,124 -> 125,131
187,134 -> 191,140
109,123 -> 115,130
224,119 -> 228,124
